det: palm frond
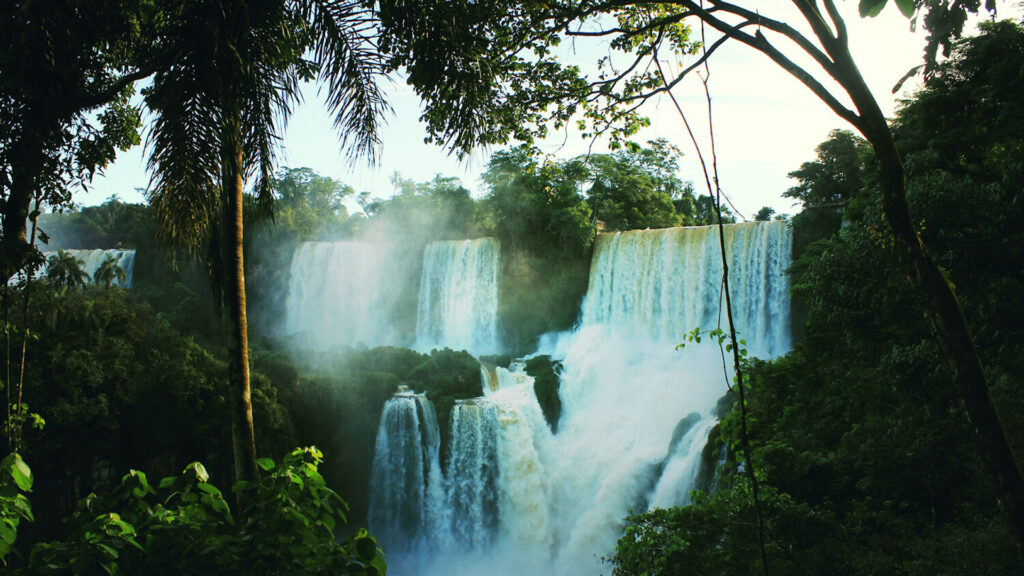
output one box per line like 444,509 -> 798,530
242,46 -> 305,222
144,3 -> 223,257
303,0 -> 392,164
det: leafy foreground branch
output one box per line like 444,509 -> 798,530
2,447 -> 386,576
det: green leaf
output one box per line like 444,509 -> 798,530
232,480 -> 257,493
98,543 -> 119,559
185,462 -> 209,483
256,458 -> 275,472
858,0 -> 887,17
355,535 -> 377,561
0,520 -> 17,545
894,0 -> 915,18
197,483 -> 222,497
10,454 -> 32,492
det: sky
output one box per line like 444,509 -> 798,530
81,2 -> 1014,219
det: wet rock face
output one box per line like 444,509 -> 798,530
525,355 -> 563,433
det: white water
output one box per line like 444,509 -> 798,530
444,400 -> 501,549
582,222 -> 791,358
373,221 -> 792,576
38,249 -> 136,288
648,416 -> 720,509
282,241 -> 405,350
368,391 -> 445,549
416,238 -> 501,355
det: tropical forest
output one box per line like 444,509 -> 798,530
1,1 -> 1022,575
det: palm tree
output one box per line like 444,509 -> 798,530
144,0 -> 388,482
92,255 -> 127,289
45,251 -> 90,293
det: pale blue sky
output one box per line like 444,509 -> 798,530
81,3 -> 1008,218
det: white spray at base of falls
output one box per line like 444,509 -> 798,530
373,221 -> 793,576
416,238 -> 501,355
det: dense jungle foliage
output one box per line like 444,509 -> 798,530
0,132 -> 721,570
610,21 -> 1024,576
1,1 -> 1021,573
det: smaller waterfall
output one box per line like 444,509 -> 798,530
38,249 -> 135,287
368,390 -> 445,549
494,361 -> 533,393
444,399 -> 500,549
490,374 -> 554,556
416,238 -> 501,355
480,365 -> 500,394
648,416 -> 719,509
283,241 -> 403,349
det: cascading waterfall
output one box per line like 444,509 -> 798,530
39,249 -> 136,287
371,221 -> 792,576
647,416 -> 720,509
444,400 -> 500,550
416,238 -> 501,355
282,241 -> 404,350
582,221 -> 791,358
368,390 -> 445,550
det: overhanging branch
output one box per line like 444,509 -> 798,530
676,1 -> 864,131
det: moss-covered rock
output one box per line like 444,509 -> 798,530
525,355 -> 563,432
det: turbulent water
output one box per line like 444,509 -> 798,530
40,249 -> 136,288
416,238 -> 501,355
282,241 -> 405,350
371,221 -> 792,576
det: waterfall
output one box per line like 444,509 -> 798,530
415,238 -> 501,355
647,416 -> 720,509
368,390 -> 445,550
373,221 -> 792,576
39,249 -> 136,288
444,400 -> 500,549
582,221 -> 791,358
282,241 -> 404,350
490,379 -> 554,555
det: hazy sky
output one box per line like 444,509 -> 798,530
82,2 -> 1011,218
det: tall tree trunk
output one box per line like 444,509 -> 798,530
1,136 -> 41,282
693,0 -> 1024,557
867,118 -> 1024,559
831,37 -> 1024,560
223,110 -> 258,484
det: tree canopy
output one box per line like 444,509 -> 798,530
612,21 -> 1024,575
784,130 -> 869,209
584,139 -> 692,231
0,0 -> 154,278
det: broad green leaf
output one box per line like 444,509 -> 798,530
894,0 -> 915,18
256,458 -> 275,472
355,535 -> 377,561
0,520 -> 17,545
197,483 -> 222,497
10,455 -> 32,492
232,480 -> 257,493
859,0 -> 887,17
